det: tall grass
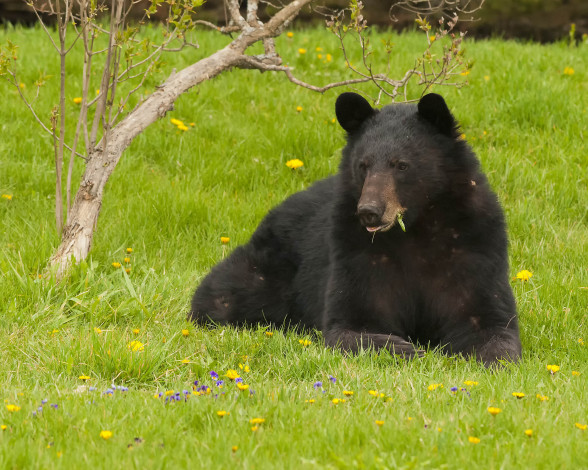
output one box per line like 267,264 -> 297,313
0,24 -> 586,468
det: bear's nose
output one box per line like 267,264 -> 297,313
357,204 -> 383,227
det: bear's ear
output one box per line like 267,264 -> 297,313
336,92 -> 375,134
417,93 -> 458,137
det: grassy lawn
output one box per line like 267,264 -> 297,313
0,23 -> 587,468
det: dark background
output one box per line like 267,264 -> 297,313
1,0 -> 587,43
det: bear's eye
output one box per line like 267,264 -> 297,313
397,162 -> 409,171
358,162 -> 368,172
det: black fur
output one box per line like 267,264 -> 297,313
189,93 -> 522,366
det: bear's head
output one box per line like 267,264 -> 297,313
336,92 -> 472,233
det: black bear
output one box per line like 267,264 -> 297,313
189,92 -> 522,366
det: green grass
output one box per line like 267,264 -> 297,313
0,24 -> 587,468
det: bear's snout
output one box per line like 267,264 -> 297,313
357,203 -> 384,228
357,172 -> 402,232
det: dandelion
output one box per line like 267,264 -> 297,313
317,54 -> 323,59
216,410 -> 229,417
464,380 -> 479,387
512,392 -> 525,399
100,430 -> 113,440
251,426 -> 259,432
572,371 -> 580,376
368,390 -> 379,397
298,339 -> 311,347
249,418 -> 265,425
165,390 -> 175,396
132,328 -> 140,334
536,394 -> 549,401
460,70 -> 470,76
332,398 -> 341,404
126,248 -> 133,253
232,446 -> 238,452
226,370 -> 240,380
237,383 -> 249,391
305,399 -> 315,404
298,48 -> 306,54
265,331 -> 274,337
296,106 -> 303,112
182,329 -> 190,337
127,340 -> 144,352
190,122 -> 195,127
563,66 -> 574,75
468,436 -> 480,444
484,75 -> 490,81
181,358 -> 190,364
575,423 -> 587,430
73,97 -> 82,104
429,35 -> 436,42
79,375 -> 91,381
1,194 -> 12,200
0,425 -> 6,431
170,118 -> 183,126
221,237 -> 230,244
5,404 -> 20,412
124,257 -> 131,263
343,390 -> 354,396
177,124 -> 189,131
516,270 -> 533,281
125,268 -> 131,274
112,262 -> 121,268
487,406 -> 502,416
578,338 -> 584,345
427,383 -> 443,391
375,420 -> 384,427
286,159 -> 304,170
287,32 -> 294,38
460,133 -> 467,140
19,82 -> 25,89
326,54 -> 332,62
94,327 -> 102,334
546,364 -> 560,374
525,429 -> 533,437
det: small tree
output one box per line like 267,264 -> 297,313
0,0 -> 473,277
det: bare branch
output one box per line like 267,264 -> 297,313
194,20 -> 241,34
227,0 -> 248,28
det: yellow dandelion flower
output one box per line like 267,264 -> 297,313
100,430 -> 113,440
484,75 -> 490,81
265,331 -> 274,337
516,270 -> 533,281
315,47 -> 323,52
127,340 -> 144,352
572,371 -> 580,376
464,380 -> 479,387
112,262 -> 121,268
536,394 -> 549,401
343,390 -> 354,396
298,339 -> 311,347
132,328 -> 140,334
1,194 -> 13,200
221,237 -> 230,244
286,159 -> 304,170
249,418 -> 265,425
5,404 -> 20,412
578,338 -> 584,345
407,417 -> 413,421
164,390 -> 174,396
525,429 -> 533,437
460,70 -> 470,76
563,66 -> 574,75
190,122 -> 195,127
468,436 -> 480,444
296,106 -> 303,112
460,133 -> 466,140
232,446 -> 238,452
78,375 -> 91,381
73,97 -> 82,104
94,327 -> 102,334
512,392 -> 525,399
317,54 -> 323,59
192,391 -> 201,396
332,398 -> 341,404
124,257 -> 131,263
225,370 -> 240,380
368,390 -> 379,396
181,358 -> 190,364
251,426 -> 259,432
575,423 -> 587,430
429,35 -> 436,42
427,383 -> 443,391
331,118 -> 336,123
216,410 -> 229,417
237,383 -> 249,391
1,425 -> 7,430
487,406 -> 502,416
182,329 -> 190,337
375,420 -> 384,427
305,399 -> 315,404
298,48 -> 306,54
326,54 -> 332,62
125,268 -> 131,274
126,248 -> 133,253
546,364 -> 560,374
287,32 -> 294,38
177,124 -> 189,131
19,82 -> 25,89
170,118 -> 183,126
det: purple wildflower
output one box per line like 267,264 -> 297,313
235,377 -> 243,384
210,371 -> 219,380
38,406 -> 43,412
193,380 -> 199,387
450,387 -> 458,393
183,390 -> 190,396
216,380 -> 224,387
120,386 -> 129,392
313,381 -> 323,389
89,387 -> 96,392
329,375 -> 337,384
50,404 -> 58,409
41,399 -> 48,405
